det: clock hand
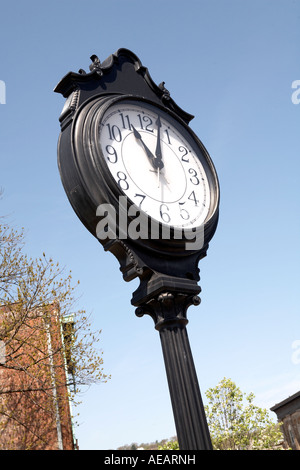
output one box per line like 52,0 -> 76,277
131,125 -> 155,165
131,125 -> 164,170
155,116 -> 164,187
155,116 -> 163,162
149,169 -> 169,186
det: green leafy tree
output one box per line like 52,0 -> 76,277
0,218 -> 110,449
158,439 -> 179,450
205,377 -> 283,450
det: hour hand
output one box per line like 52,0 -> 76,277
131,124 -> 143,142
131,125 -> 163,170
132,126 -> 155,162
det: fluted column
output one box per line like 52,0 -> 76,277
136,291 -> 212,450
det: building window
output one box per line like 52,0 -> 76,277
61,316 -> 75,376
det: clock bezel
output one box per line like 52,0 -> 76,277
72,93 -> 219,255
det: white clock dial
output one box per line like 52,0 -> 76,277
99,100 -> 211,229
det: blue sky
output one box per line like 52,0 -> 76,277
0,0 -> 300,450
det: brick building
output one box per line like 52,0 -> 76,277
0,305 -> 77,450
271,391 -> 300,450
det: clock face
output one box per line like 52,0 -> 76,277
98,99 -> 212,230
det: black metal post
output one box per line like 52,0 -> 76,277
159,325 -> 212,450
135,290 -> 212,450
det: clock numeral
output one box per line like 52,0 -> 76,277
105,145 -> 118,163
117,171 -> 129,191
119,113 -> 131,130
159,204 -> 171,224
188,190 -> 199,206
188,168 -> 200,185
179,202 -> 190,220
179,145 -> 189,162
164,129 -> 171,144
135,193 -> 146,207
137,114 -> 154,132
106,123 -> 122,142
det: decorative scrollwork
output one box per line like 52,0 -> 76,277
158,81 -> 171,102
136,291 -> 201,331
89,54 -> 103,77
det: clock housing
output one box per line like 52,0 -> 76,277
55,49 -> 219,296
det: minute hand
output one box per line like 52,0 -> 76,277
155,116 -> 163,166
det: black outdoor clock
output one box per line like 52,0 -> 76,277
55,49 -> 219,303
98,96 -> 217,232
55,49 -> 220,450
